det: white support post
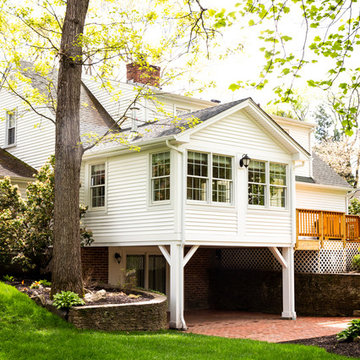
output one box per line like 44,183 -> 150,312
281,247 -> 296,320
269,247 -> 288,269
169,243 -> 184,329
158,245 -> 171,265
183,245 -> 199,267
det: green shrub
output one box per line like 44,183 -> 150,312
2,275 -> 15,282
52,291 -> 85,309
30,279 -> 51,289
337,319 -> 360,342
352,254 -> 360,271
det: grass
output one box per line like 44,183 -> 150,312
0,282 -> 354,360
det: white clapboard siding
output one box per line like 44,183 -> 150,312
190,110 -> 290,156
185,109 -> 293,246
83,152 -> 176,244
295,160 -> 311,177
288,127 -> 311,152
0,89 -> 55,169
245,209 -> 292,244
296,184 -> 347,212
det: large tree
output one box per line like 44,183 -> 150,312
0,0 -> 217,295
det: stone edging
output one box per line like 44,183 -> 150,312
68,291 -> 168,331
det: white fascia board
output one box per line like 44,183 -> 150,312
245,100 -> 311,159
82,135 -> 177,160
175,98 -> 310,159
296,181 -> 351,192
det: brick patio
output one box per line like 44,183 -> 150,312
185,310 -> 354,343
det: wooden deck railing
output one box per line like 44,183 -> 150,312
296,209 -> 360,248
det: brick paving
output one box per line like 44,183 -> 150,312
185,310 -> 354,343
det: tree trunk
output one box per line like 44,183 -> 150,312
51,0 -> 90,296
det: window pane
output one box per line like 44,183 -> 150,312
248,183 -> 265,206
248,160 -> 266,183
126,255 -> 145,288
187,176 -> 207,201
213,155 -> 232,180
188,152 -> 208,177
270,186 -> 286,207
91,164 -> 105,186
148,255 -> 166,294
91,186 -> 105,207
270,163 -> 286,186
7,112 -> 15,128
212,180 -> 231,203
153,177 -> 170,201
7,128 -> 15,145
152,152 -> 170,177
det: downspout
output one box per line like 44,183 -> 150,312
165,139 -> 187,330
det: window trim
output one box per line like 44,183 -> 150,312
247,159 -> 289,210
5,109 -> 17,148
149,151 -> 171,206
186,150 -> 234,206
87,161 -> 107,212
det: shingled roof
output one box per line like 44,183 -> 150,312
0,149 -> 36,179
296,152 -> 351,189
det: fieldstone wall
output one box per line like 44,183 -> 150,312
210,269 -> 360,316
68,292 -> 167,331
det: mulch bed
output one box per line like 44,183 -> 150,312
282,335 -> 360,358
7,279 -> 153,306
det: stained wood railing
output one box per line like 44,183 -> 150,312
296,209 -> 360,249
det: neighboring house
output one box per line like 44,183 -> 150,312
0,148 -> 36,196
0,64 -> 356,330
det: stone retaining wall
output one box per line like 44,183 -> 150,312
68,292 -> 167,331
210,269 -> 360,316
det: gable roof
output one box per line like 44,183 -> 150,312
0,149 -> 36,179
296,152 -> 352,189
91,98 -> 310,159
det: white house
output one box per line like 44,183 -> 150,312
0,64 -> 355,329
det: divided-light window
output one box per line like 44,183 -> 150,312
187,151 -> 233,204
151,152 -> 170,202
248,160 -> 287,208
90,164 -> 106,208
6,110 -> 16,146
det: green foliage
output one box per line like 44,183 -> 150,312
52,291 -> 85,309
337,319 -> 360,342
30,279 -> 51,289
349,198 -> 360,215
0,282 -> 347,360
0,157 -> 93,272
2,275 -> 15,282
351,254 -> 360,272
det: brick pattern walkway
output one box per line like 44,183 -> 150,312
185,310 -> 354,343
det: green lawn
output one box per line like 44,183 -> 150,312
0,282 -> 353,360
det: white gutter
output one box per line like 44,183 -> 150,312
83,135 -> 176,160
165,139 -> 187,330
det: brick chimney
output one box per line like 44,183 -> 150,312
126,63 -> 160,87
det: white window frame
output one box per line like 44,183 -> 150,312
88,161 -> 107,211
186,150 -> 234,206
150,151 -> 171,205
248,160 -> 288,210
5,109 -> 17,147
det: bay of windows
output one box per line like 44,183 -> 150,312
187,151 -> 233,204
248,160 -> 287,208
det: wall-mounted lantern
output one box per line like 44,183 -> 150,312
114,252 -> 122,264
239,154 -> 251,168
